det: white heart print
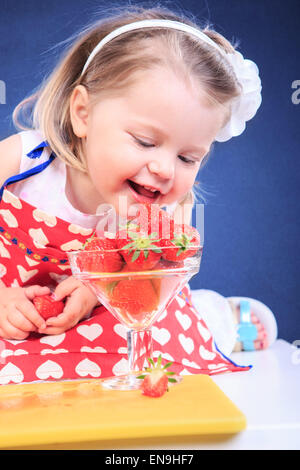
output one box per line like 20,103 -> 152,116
152,326 -> 171,346
17,265 -> 38,283
153,351 -> 174,362
176,295 -> 186,309
112,358 -> 128,376
156,309 -> 167,323
199,345 -> 216,361
80,346 -> 107,353
75,359 -> 101,377
113,323 -> 128,340
0,349 -> 28,359
40,349 -> 68,355
0,363 -> 24,385
197,321 -> 211,343
40,333 -> 66,347
208,363 -> 228,370
77,324 -> 103,342
182,358 -> 201,369
175,310 -> 192,331
35,360 -> 63,380
178,333 -> 194,354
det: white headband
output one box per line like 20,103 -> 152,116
81,19 -> 262,142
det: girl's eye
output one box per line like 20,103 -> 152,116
133,136 -> 196,165
134,137 -> 155,148
178,155 -> 196,165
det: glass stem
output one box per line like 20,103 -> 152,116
127,328 -> 153,373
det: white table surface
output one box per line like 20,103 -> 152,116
210,339 -> 300,450
109,339 -> 300,451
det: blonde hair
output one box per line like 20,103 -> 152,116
13,4 -> 242,221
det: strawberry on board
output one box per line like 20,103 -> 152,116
109,278 -> 159,317
160,223 -> 201,261
138,355 -> 177,398
116,230 -> 162,271
78,235 -> 124,273
33,294 -> 65,320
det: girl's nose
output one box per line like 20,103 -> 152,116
148,157 -> 175,180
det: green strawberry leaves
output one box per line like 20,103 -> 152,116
137,355 -> 176,383
121,231 -> 162,262
82,230 -> 97,250
172,233 -> 194,256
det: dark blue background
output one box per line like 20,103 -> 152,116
0,0 -> 299,342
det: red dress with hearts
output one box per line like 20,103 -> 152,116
0,138 -> 250,385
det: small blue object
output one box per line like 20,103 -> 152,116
237,300 -> 257,351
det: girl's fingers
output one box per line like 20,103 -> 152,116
0,319 -> 29,340
45,298 -> 79,328
18,299 -> 47,330
24,285 -> 51,300
44,313 -> 69,328
7,308 -> 37,332
37,325 -> 65,335
53,277 -> 80,301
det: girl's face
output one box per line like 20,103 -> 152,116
70,67 -> 226,216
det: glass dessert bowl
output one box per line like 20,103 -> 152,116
67,242 -> 202,390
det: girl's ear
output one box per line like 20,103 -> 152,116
70,85 -> 90,138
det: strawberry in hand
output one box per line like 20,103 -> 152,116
33,294 -> 65,320
138,355 -> 177,398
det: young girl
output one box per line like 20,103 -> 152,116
0,6 -> 264,382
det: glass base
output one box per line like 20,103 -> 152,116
101,373 -> 143,390
101,373 -> 183,391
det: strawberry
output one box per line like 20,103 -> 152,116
33,294 -> 64,320
156,258 -> 185,270
116,230 -> 162,271
138,355 -> 177,398
129,203 -> 175,240
78,235 -> 124,273
147,204 -> 175,240
109,278 -> 159,317
160,223 -> 201,261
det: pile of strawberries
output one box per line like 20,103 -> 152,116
76,204 -> 200,319
78,204 -> 200,274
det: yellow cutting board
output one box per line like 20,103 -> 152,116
0,375 -> 246,448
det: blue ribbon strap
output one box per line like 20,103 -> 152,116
0,140 -> 55,201
26,141 -> 49,159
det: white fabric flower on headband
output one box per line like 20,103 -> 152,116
216,50 -> 262,142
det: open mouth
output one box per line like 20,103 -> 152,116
127,180 -> 161,203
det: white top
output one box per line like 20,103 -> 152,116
10,130 -> 108,229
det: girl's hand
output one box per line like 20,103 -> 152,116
39,276 -> 99,335
0,285 -> 50,340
